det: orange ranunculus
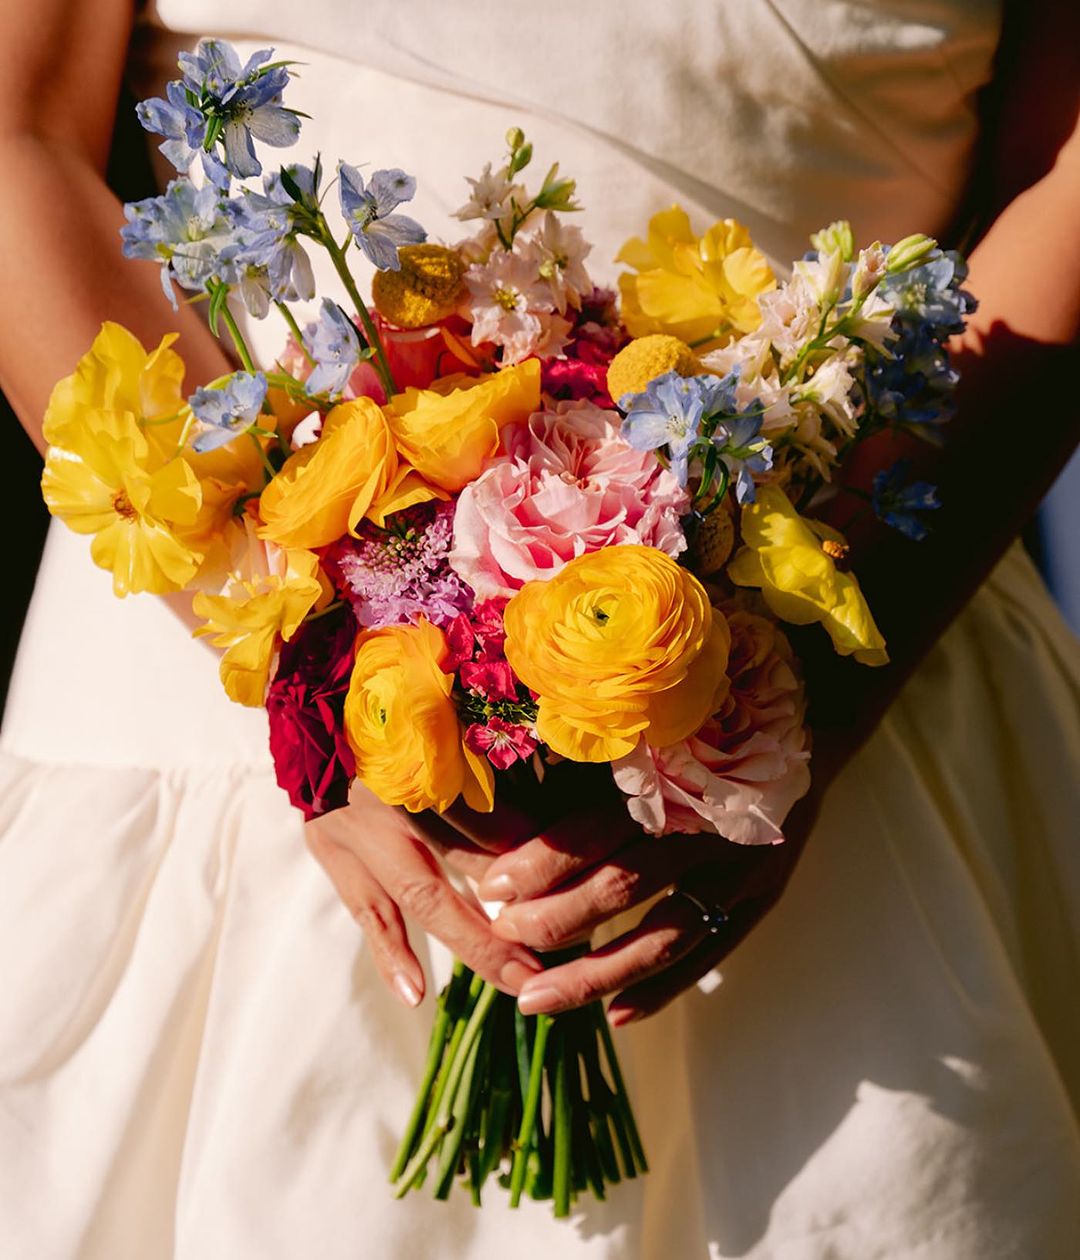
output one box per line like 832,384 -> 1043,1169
383,359 -> 541,493
503,546 -> 730,763
344,619 -> 494,813
257,397 -> 433,549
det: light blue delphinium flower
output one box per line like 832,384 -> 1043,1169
712,412 -> 774,504
189,371 -> 268,453
871,460 -> 941,540
304,299 -> 362,396
139,39 -> 300,188
338,163 -> 426,271
619,371 -> 711,485
878,253 -> 975,336
230,166 -> 318,314
120,178 -> 239,306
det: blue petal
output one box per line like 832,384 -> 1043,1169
247,104 -> 300,147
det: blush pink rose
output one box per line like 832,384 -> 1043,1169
449,400 -> 689,599
612,608 -> 811,844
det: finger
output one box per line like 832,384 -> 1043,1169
305,826 -> 425,1007
515,889 -> 714,1015
407,810 -> 500,883
353,825 -> 544,996
476,804 -> 643,903
492,833 -> 730,951
606,897 -> 771,1025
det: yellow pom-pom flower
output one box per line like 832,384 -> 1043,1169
503,546 -> 731,762
344,619 -> 495,813
617,207 -> 775,349
371,244 -> 466,328
384,359 -> 541,493
727,486 -> 888,665
606,334 -> 701,404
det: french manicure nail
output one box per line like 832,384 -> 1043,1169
478,873 -> 518,902
499,957 -> 544,992
393,972 -> 422,1008
517,985 -> 564,1016
606,1006 -> 643,1028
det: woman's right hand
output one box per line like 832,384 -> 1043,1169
304,785 -> 543,1009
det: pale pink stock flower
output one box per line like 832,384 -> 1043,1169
519,212 -> 593,314
612,608 -> 811,844
450,400 -> 689,600
465,250 -> 568,364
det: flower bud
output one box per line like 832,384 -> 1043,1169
505,126 -> 526,151
850,243 -> 887,299
886,233 -> 937,273
809,220 -> 855,262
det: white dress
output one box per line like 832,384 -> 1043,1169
2,2 -> 1079,1256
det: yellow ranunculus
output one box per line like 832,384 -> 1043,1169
193,526 -> 327,706
727,486 -> 888,665
617,207 -> 775,349
503,546 -> 730,763
344,619 -> 495,813
42,407 -> 205,596
384,359 -> 541,493
258,397 -> 436,549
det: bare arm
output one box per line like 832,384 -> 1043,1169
0,0 -> 231,449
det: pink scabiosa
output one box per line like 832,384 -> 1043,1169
612,606 -> 811,843
542,288 -> 627,406
326,502 -> 473,629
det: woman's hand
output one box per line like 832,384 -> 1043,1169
305,785 -> 543,1008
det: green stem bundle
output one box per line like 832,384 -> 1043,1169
390,956 -> 647,1214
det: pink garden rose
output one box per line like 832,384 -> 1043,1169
449,400 -> 689,599
612,608 -> 811,844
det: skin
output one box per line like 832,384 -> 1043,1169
3,2 -> 1077,1018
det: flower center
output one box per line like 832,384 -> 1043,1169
821,538 -> 850,566
112,490 -> 137,520
493,285 -> 520,312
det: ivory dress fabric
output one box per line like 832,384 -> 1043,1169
2,2 -> 1080,1256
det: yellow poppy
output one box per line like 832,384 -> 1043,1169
41,407 -> 204,596
727,486 -> 888,665
193,535 -> 327,707
617,207 -> 774,349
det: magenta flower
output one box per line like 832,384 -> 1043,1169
465,717 -> 538,771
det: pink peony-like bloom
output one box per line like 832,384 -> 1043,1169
450,400 -> 690,599
612,608 -> 811,844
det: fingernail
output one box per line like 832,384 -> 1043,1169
499,957 -> 544,993
393,972 -> 422,1008
517,985 -> 564,1016
478,873 -> 518,902
492,915 -> 522,943
606,1005 -> 644,1028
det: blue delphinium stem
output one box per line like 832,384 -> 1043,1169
316,221 -> 397,398
275,301 -> 315,366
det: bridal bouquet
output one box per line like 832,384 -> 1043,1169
39,40 -> 973,1215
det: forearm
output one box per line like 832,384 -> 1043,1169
0,134 -> 231,452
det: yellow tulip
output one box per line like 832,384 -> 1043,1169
344,619 -> 494,813
41,407 -> 204,596
258,397 -> 431,549
193,530 -> 326,706
617,207 -> 774,349
384,359 -> 541,493
727,486 -> 888,665
503,546 -> 730,762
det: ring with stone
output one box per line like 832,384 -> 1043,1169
669,886 -> 731,934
